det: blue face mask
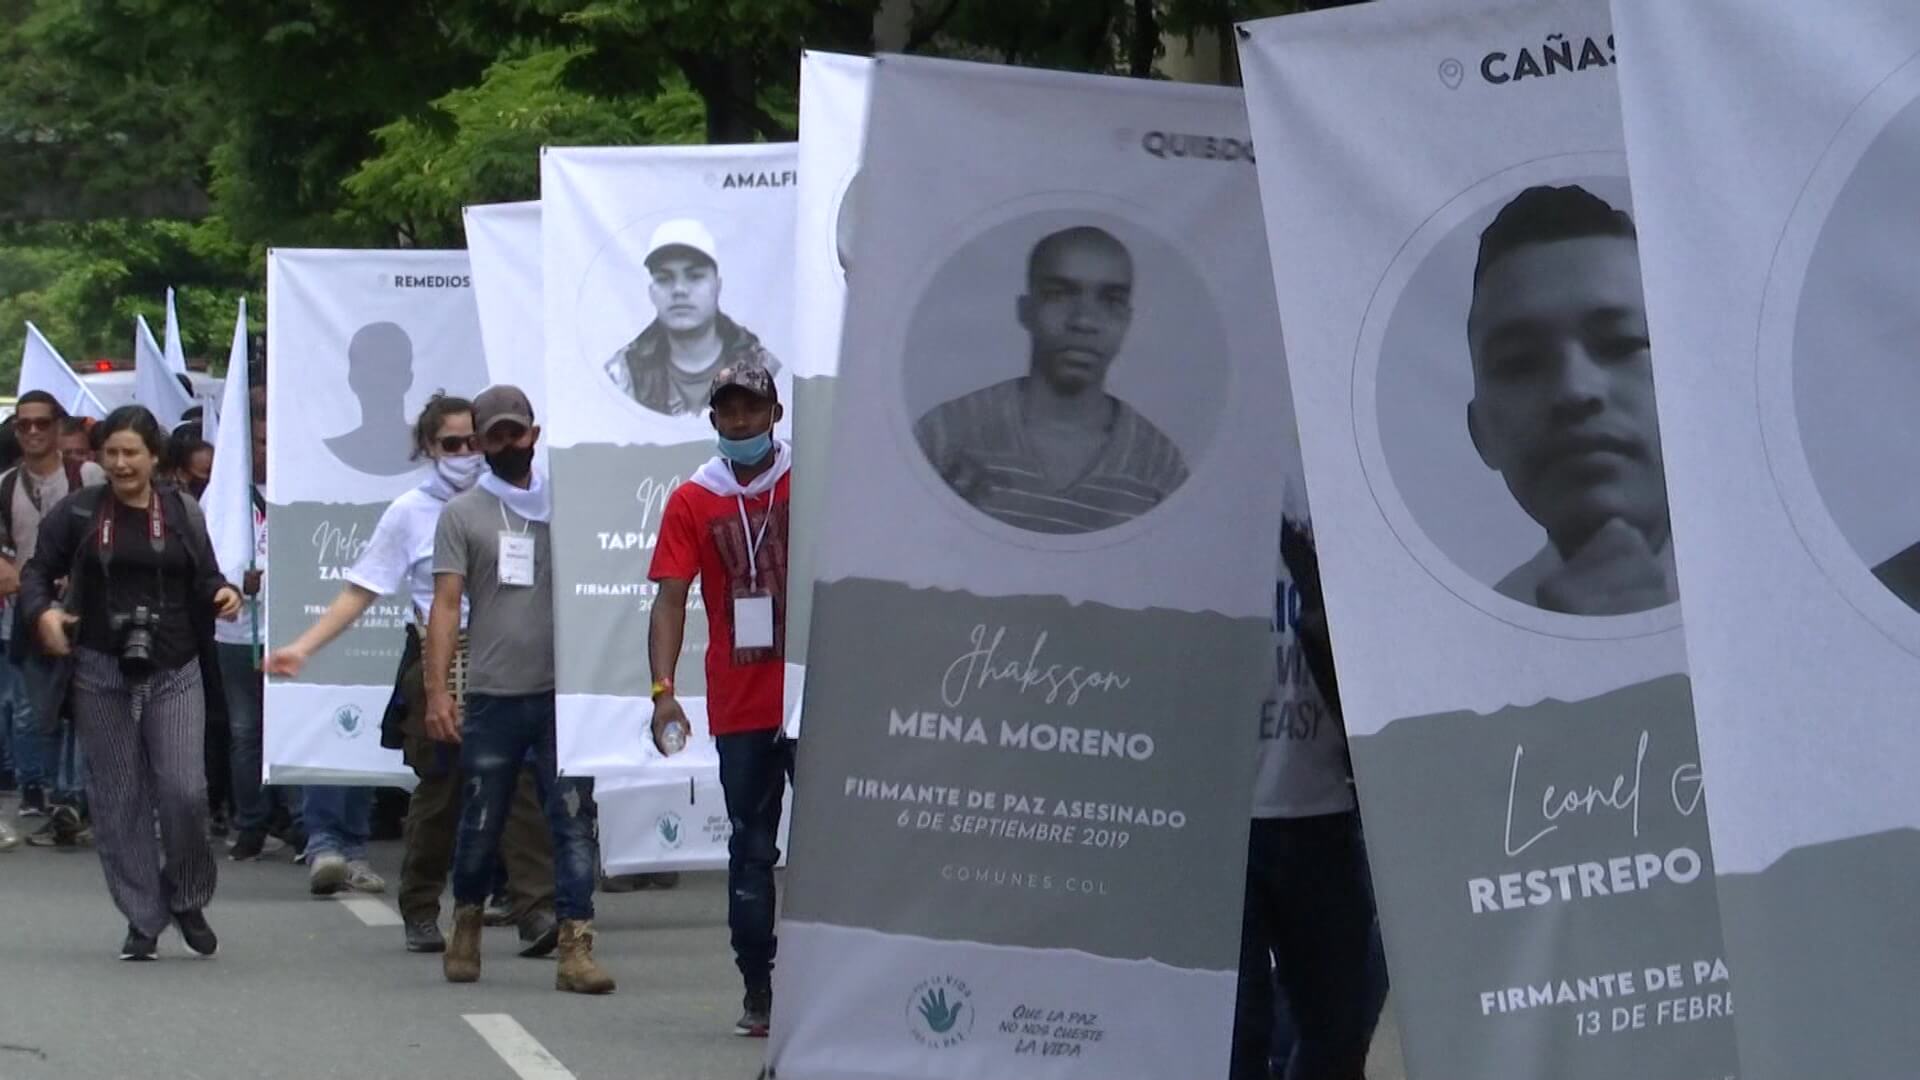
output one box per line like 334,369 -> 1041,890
717,430 -> 773,465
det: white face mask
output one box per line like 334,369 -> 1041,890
435,453 -> 486,492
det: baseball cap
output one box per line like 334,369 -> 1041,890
645,219 -> 719,271
708,364 -> 778,407
473,384 -> 535,434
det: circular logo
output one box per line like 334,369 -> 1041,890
905,975 -> 976,1049
331,704 -> 364,739
656,811 -> 684,850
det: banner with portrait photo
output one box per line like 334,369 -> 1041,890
1613,0 -> 1920,1074
785,50 -> 873,705
541,145 -> 798,778
1238,2 -> 1739,1077
264,248 -> 489,785
769,57 -> 1286,1080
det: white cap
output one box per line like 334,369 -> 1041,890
645,218 -> 719,270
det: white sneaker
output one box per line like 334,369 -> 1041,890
309,852 -> 350,896
346,859 -> 387,894
0,818 -> 19,852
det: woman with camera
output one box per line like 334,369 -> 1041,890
20,406 -> 243,961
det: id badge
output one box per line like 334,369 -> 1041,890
733,591 -> 775,650
498,532 -> 536,588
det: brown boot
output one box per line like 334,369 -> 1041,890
444,904 -> 484,983
554,920 -> 616,995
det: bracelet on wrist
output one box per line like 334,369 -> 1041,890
650,679 -> 674,700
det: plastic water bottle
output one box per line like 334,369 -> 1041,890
659,717 -> 691,756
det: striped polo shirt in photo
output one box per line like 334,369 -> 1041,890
914,377 -> 1189,534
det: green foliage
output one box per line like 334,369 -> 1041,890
342,47 -> 706,246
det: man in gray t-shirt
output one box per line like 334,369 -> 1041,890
423,384 -> 614,995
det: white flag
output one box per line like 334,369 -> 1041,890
163,287 -> 190,375
134,313 -> 194,428
204,300 -> 255,585
17,322 -> 108,420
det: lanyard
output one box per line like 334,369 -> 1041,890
98,495 -> 165,554
735,494 -> 772,592
498,501 -> 530,537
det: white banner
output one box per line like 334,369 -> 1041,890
1614,0 -> 1920,1073
463,200 -> 546,408
163,287 -> 190,374
771,57 -> 1286,1080
204,300 -> 254,586
540,145 -> 798,779
1238,2 -> 1737,1077
263,248 -> 489,785
784,51 -> 873,724
17,323 -> 107,419
134,313 -> 193,428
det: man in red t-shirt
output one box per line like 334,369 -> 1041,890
647,362 -> 793,1039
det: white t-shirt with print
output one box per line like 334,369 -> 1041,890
1251,475 -> 1357,820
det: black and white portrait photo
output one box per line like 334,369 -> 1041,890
1374,176 -> 1676,620
604,218 -> 783,417
1466,185 -> 1673,616
1786,91 -> 1920,619
908,221 -> 1211,536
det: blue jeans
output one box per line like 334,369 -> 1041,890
20,654 -> 85,804
716,728 -> 794,990
0,655 -> 43,787
1231,811 -> 1388,1080
217,643 -> 284,833
453,692 -> 597,921
303,786 -> 373,860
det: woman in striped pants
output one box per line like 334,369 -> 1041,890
20,406 -> 243,960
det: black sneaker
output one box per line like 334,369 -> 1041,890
174,910 -> 218,957
120,925 -> 159,961
208,808 -> 230,840
18,783 -> 48,818
735,985 -> 772,1038
517,910 -> 559,958
229,829 -> 267,861
483,893 -> 516,927
405,918 -> 446,954
26,804 -> 80,847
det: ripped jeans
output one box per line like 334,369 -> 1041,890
451,692 -> 598,921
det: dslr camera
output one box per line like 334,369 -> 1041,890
110,605 -> 158,676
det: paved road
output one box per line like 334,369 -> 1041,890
0,796 -> 1406,1080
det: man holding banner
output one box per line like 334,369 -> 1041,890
1467,185 -> 1675,616
647,362 -> 793,1039
604,219 -> 783,417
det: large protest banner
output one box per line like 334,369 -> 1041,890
785,50 -> 872,692
541,144 -> 798,781
770,57 -> 1285,1080
464,200 -> 546,405
1238,2 -> 1740,1076
1613,0 -> 1920,1073
264,249 -> 489,784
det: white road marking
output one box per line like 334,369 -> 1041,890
335,895 -> 403,927
464,1014 -> 578,1080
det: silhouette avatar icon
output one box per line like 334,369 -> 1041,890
325,322 -> 418,476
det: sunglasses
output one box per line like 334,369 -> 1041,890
437,434 -> 479,453
16,417 -> 54,432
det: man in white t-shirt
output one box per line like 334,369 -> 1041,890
1230,478 -> 1386,1080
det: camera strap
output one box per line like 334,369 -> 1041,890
96,494 -> 166,568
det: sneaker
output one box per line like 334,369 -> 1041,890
308,852 -> 350,895
483,893 -> 515,926
735,986 -> 772,1038
18,784 -> 48,818
120,925 -> 158,961
638,872 -> 681,890
0,818 -> 19,852
517,910 -> 559,958
208,809 -> 230,840
27,804 -> 80,848
346,859 -> 386,893
405,917 -> 446,953
173,910 -> 218,957
228,829 -> 283,861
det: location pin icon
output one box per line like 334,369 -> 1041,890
1439,58 -> 1465,90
